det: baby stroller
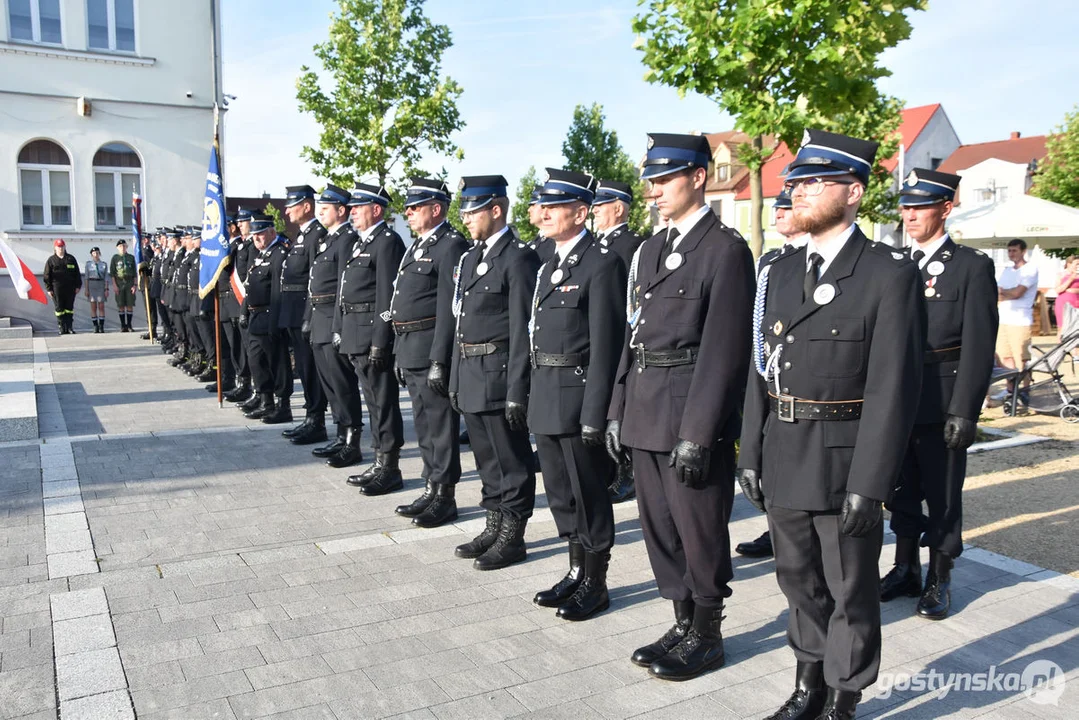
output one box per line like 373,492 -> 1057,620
998,310 -> 1079,422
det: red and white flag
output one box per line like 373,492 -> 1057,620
0,237 -> 48,304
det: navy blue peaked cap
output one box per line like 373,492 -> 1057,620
641,133 -> 711,179
899,168 -> 960,206
536,168 -> 595,206
786,129 -> 879,185
458,175 -> 508,211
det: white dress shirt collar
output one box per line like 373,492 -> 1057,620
481,226 -> 511,258
911,233 -> 949,269
554,229 -> 589,265
670,205 -> 711,251
421,221 -> 446,243
807,223 -> 857,277
359,220 -> 385,242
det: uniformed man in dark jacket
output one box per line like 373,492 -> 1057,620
139,237 -> 157,340
184,230 -> 210,377
151,231 -> 173,345
591,179 -> 646,505
737,129 -> 926,720
231,209 -> 260,407
528,169 -> 625,621
207,216 -> 240,396
279,186 -> 329,443
526,185 -> 555,263
43,239 -> 81,334
161,230 -> 183,354
308,185 -> 366,468
189,234 -> 221,384
240,212 -> 292,421
450,176 -> 541,570
606,134 -> 754,682
391,178 -> 470,527
168,232 -> 194,368
880,169 -> 998,621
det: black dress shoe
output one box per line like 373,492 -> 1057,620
395,481 -> 435,517
473,515 -> 527,571
816,688 -> 860,720
412,484 -> 458,528
556,551 -> 610,621
880,535 -> 922,601
227,384 -> 253,403
290,422 -> 328,446
916,550 -> 953,620
326,427 -> 363,468
239,393 -> 263,412
648,604 -> 725,681
359,467 -> 403,496
311,432 -> 346,457
261,400 -> 293,425
735,531 -> 774,558
455,510 -> 501,559
282,416 -> 313,438
196,367 -> 217,383
534,541 -> 584,608
608,460 -> 636,503
244,394 -> 275,420
346,452 -> 384,487
764,661 -> 826,720
631,600 -> 694,667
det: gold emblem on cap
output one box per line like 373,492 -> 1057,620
906,170 -> 919,186
773,320 -> 783,335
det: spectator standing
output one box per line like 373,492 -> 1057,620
1054,255 -> 1079,338
996,239 -> 1039,401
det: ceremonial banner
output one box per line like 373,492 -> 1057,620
132,193 -> 143,266
199,139 -> 230,298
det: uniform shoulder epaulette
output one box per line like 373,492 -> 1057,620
769,245 -> 801,265
867,241 -> 908,262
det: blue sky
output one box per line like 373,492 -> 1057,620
220,0 -> 1079,198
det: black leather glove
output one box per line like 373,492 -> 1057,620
737,468 -> 765,512
449,392 -> 462,415
605,420 -> 628,464
505,401 -> 528,432
369,346 -> 389,372
943,415 -> 977,451
238,313 -> 249,329
301,319 -> 311,335
426,361 -> 448,397
840,492 -> 883,537
331,332 -> 342,350
668,439 -> 711,489
581,425 -> 604,448
395,365 -> 407,388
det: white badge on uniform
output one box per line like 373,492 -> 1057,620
813,283 -> 836,305
414,249 -> 424,261
927,261 -> 945,276
925,287 -> 937,298
665,252 -> 683,270
550,268 -> 565,285
477,261 -> 489,276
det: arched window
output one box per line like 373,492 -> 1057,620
18,139 -> 72,228
93,142 -> 142,229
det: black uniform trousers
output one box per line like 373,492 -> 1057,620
196,317 -> 217,367
158,299 -> 172,333
220,319 -> 244,379
350,352 -> 404,453
248,326 -> 292,398
536,433 -> 615,553
237,324 -> 252,380
768,505 -> 883,693
146,296 -> 158,333
170,309 -> 185,343
463,410 -> 536,521
888,422 -> 966,558
288,327 -> 326,415
632,440 -> 736,607
314,342 -> 364,428
402,367 -> 460,485
51,287 -> 77,318
184,313 -> 201,352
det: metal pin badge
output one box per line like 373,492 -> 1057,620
665,252 -> 683,270
477,261 -> 489,276
550,269 -> 565,285
813,284 -> 836,305
414,249 -> 424,261
927,261 -> 945,276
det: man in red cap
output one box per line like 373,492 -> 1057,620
43,240 -> 82,334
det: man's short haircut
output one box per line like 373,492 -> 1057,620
492,197 -> 510,215
1007,238 -> 1027,252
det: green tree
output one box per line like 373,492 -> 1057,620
561,103 -> 652,237
1032,106 -> 1079,258
263,203 -> 286,234
510,166 -> 540,243
828,95 -> 904,225
632,0 -> 926,256
296,0 -> 465,194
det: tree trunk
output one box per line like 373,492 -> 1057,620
749,135 -> 764,260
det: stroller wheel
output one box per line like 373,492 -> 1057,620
1061,404 -> 1079,423
1002,399 -> 1013,415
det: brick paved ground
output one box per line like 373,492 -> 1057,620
1,330 -> 1077,719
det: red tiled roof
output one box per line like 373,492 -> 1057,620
734,143 -> 794,200
880,104 -> 941,171
937,135 -> 1048,174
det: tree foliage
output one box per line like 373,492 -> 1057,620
1032,105 -> 1079,258
632,0 -> 926,254
510,166 -> 540,244
561,103 -> 652,237
827,94 -> 904,225
263,203 -> 286,235
296,0 -> 465,194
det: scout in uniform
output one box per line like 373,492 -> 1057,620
335,184 -> 406,493
85,247 -> 109,333
605,133 -> 755,681
529,169 -> 625,621
43,239 -> 81,334
392,178 -> 471,527
737,129 -> 926,720
880,169 -> 998,621
279,186 -> 330,443
450,175 -> 541,570
308,185 -> 366,468
110,239 -> 138,332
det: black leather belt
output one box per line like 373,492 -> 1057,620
632,346 -> 698,368
281,283 -> 307,292
459,341 -> 508,357
925,346 -> 961,364
219,289 -> 232,297
310,294 -> 335,306
343,302 -> 374,313
393,317 -> 436,335
532,351 -> 588,368
768,393 -> 863,422
248,305 -> 269,313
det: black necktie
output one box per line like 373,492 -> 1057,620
804,252 -> 824,302
912,249 -> 925,267
661,228 -> 681,265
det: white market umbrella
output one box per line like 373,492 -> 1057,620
946,194 -> 1079,249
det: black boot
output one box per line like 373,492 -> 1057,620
326,427 -> 363,468
395,480 -> 435,517
455,510 -> 502,559
261,398 -> 293,425
816,688 -> 861,720
239,392 -> 263,412
534,541 -> 584,608
631,600 -> 694,667
312,425 -> 347,457
765,661 -> 826,720
556,550 -> 610,621
648,603 -> 726,681
346,451 -> 384,487
359,450 -> 403,496
227,377 -> 253,403
880,535 -> 922,601
283,415 -> 314,439
290,416 -> 328,445
244,393 -> 275,420
473,515 -> 527,571
916,549 -> 953,620
196,365 -> 217,383
736,530 -> 775,558
206,376 -> 236,394
608,460 -> 636,503
412,483 -> 458,528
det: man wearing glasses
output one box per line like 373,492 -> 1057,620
737,129 -> 925,720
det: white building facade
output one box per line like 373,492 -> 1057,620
1,0 -> 222,286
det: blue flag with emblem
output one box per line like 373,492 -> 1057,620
198,139 -> 229,298
131,193 -> 143,267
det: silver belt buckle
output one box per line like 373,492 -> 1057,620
777,394 -> 796,423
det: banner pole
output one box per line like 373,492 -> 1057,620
143,273 -> 154,343
215,289 -> 223,407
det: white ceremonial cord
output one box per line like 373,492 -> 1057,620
528,259 -> 548,353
